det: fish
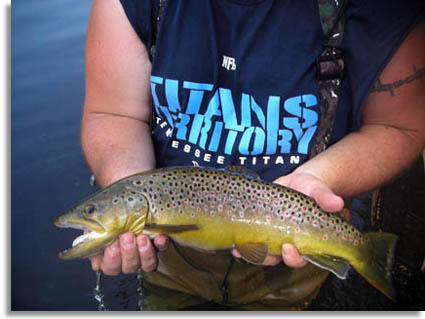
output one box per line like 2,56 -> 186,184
54,166 -> 397,300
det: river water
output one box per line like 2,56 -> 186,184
11,0 -> 124,310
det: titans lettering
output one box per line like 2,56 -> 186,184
151,76 -> 319,156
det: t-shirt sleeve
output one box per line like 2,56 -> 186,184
119,0 -> 160,49
342,0 -> 425,128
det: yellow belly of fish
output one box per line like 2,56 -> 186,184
147,213 -> 292,255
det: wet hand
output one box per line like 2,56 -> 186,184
232,171 -> 345,268
89,233 -> 169,276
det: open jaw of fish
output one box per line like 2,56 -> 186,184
54,217 -> 114,260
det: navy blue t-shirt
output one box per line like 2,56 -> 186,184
119,0 -> 424,181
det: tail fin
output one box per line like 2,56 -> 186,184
355,232 -> 398,301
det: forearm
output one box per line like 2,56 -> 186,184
81,111 -> 155,188
294,124 -> 424,198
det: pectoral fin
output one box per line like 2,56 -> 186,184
234,242 -> 269,265
143,224 -> 200,236
302,254 -> 351,279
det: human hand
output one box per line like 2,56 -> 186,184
232,170 -> 344,268
89,233 -> 169,275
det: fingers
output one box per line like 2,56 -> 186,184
136,235 -> 158,272
153,235 -> 170,251
100,240 -> 122,275
281,244 -> 307,268
120,233 -> 140,274
262,255 -> 281,266
89,254 -> 102,272
90,233 -> 167,276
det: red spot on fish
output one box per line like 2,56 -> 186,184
303,206 -> 307,211
196,207 -> 201,212
312,220 -> 319,227
163,189 -> 168,193
322,234 -> 328,240
294,227 -> 300,233
239,211 -> 244,218
266,214 -> 271,222
353,240 -> 359,246
218,205 -> 223,212
342,234 -> 347,240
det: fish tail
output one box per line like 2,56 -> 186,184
355,232 -> 398,301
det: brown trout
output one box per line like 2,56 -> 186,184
55,166 -> 397,300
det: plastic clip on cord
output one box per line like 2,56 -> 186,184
316,46 -> 345,82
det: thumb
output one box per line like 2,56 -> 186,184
310,184 -> 344,213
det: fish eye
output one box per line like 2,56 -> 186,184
84,204 -> 96,215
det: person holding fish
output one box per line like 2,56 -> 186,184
75,0 -> 425,310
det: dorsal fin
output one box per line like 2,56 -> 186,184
225,166 -> 261,180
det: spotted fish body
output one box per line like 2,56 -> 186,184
55,166 -> 397,300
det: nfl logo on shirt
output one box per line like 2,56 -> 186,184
222,55 -> 236,71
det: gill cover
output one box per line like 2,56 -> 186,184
55,181 -> 150,260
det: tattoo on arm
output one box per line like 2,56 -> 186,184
370,64 -> 425,96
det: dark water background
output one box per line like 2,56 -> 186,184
11,0 -> 127,310
11,0 -> 425,311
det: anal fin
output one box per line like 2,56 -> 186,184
302,254 -> 351,279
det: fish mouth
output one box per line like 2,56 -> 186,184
54,216 -> 114,260
57,230 -> 107,260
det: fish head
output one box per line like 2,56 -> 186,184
54,181 -> 149,260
